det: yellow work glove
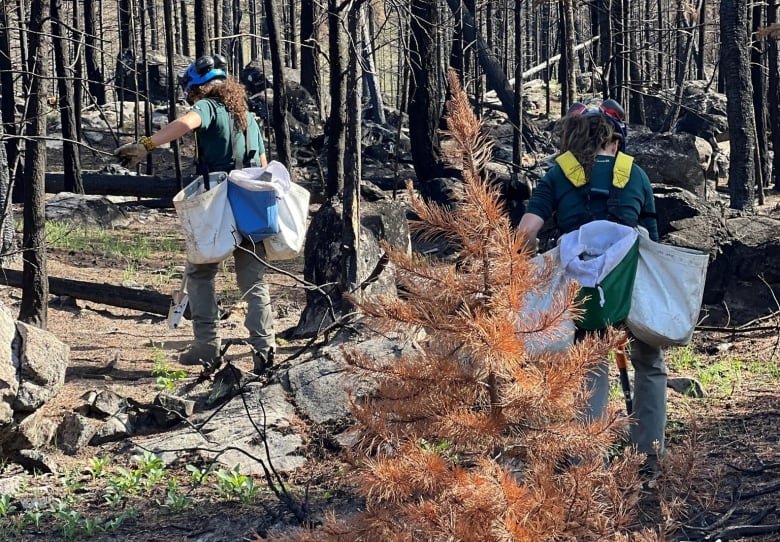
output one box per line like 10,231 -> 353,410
114,136 -> 155,169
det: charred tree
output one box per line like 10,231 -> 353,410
0,121 -> 15,262
720,0 -> 756,211
408,0 -> 446,183
194,0 -> 210,57
221,0 -> 233,61
83,0 -> 106,105
264,0 -> 292,167
768,0 -> 780,190
300,0 -> 321,110
51,0 -> 83,193
362,7 -> 385,124
598,0 -> 614,96
512,0 -> 524,168
20,0 -> 49,328
342,1 -> 363,298
559,0 -> 577,113
0,6 -> 20,191
288,0 -> 299,69
326,0 -> 348,197
751,3 -> 769,201
180,0 -> 190,57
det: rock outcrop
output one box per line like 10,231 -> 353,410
0,303 -> 69,459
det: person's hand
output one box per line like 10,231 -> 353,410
114,142 -> 148,169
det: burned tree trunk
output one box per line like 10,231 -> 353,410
720,0 -> 756,212
559,0 -> 577,114
751,3 -> 769,202
194,0 -> 210,57
83,0 -> 106,105
342,1 -> 363,298
300,0 -> 321,111
51,0 -> 83,194
0,121 -> 15,262
408,0 -> 445,183
0,6 -> 20,190
768,0 -> 780,190
326,0 -> 348,197
264,0 -> 292,167
20,0 -> 49,328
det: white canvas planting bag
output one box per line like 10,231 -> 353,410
626,229 -> 709,347
173,172 -> 240,264
518,246 -> 576,355
263,180 -> 310,260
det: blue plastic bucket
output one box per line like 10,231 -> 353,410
227,182 -> 280,242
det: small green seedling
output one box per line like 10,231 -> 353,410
0,495 -> 13,517
87,456 -> 110,479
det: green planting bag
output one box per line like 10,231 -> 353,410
575,239 -> 639,330
559,220 -> 640,331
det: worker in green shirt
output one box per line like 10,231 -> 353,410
115,54 -> 275,375
518,100 -> 666,481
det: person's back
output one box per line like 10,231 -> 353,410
191,97 -> 265,174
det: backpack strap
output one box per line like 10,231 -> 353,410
228,111 -> 259,169
612,152 -> 634,188
554,151 -> 637,227
555,151 -> 587,187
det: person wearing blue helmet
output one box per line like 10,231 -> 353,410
518,101 -> 666,484
115,54 -> 275,375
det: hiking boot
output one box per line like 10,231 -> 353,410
179,341 -> 221,366
640,455 -> 661,490
252,348 -> 275,375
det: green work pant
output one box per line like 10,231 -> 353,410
186,241 -> 275,353
582,334 -> 667,458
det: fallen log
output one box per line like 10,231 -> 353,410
0,269 -> 171,316
45,171 -> 193,199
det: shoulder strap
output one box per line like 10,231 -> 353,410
555,151 -> 587,187
228,111 -> 259,169
612,152 -> 634,188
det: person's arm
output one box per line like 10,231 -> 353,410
114,111 -> 202,168
517,212 -> 545,240
517,168 -> 558,249
259,152 -> 268,167
149,111 -> 202,147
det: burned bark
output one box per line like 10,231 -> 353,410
408,0 -> 445,183
720,0 -> 756,211
264,0 -> 292,167
20,0 -> 49,328
0,270 -> 173,317
51,0 -> 83,194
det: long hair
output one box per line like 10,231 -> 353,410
188,77 -> 250,131
559,114 -> 616,177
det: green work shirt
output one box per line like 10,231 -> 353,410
526,155 -> 660,241
191,98 -> 266,173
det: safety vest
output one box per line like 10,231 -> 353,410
554,150 -> 636,227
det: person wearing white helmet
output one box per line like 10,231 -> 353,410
115,54 -> 275,375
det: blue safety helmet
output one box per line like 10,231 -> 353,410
179,54 -> 228,98
567,98 -> 627,152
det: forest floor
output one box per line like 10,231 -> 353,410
0,125 -> 779,541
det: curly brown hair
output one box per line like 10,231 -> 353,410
187,77 -> 250,131
559,114 -> 617,177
